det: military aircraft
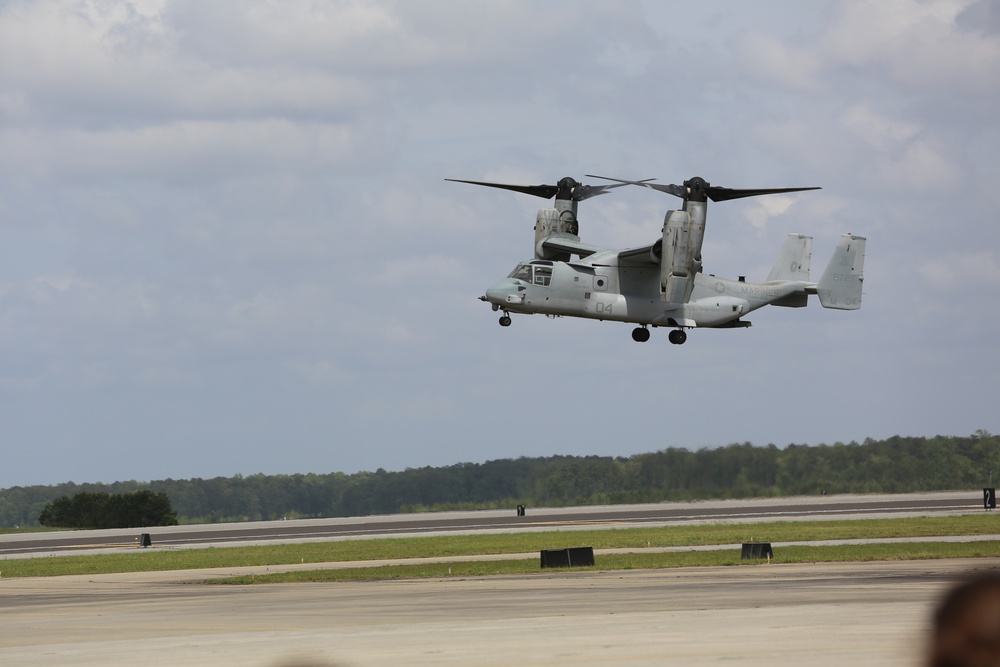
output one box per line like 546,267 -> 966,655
448,175 -> 866,344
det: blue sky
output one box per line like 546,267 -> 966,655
1,0 -> 998,488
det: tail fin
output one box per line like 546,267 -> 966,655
817,234 -> 866,309
766,234 -> 812,282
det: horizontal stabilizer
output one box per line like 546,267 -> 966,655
818,234 -> 866,309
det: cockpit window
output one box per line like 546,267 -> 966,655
533,266 -> 552,286
507,263 -> 552,286
508,264 -> 532,282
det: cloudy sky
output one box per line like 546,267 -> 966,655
1,0 -> 998,489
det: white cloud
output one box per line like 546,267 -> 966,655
824,0 -> 1000,96
841,104 -> 921,151
839,104 -> 961,195
0,120 -> 374,183
919,250 -> 1000,293
376,255 -> 466,286
741,196 -> 797,234
733,33 -> 823,91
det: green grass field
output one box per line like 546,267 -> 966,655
2,513 -> 998,580
213,541 -> 1000,584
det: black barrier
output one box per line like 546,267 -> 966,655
540,546 -> 595,568
516,504 -> 526,517
540,549 -> 569,568
985,488 -> 996,511
139,533 -> 152,548
741,542 -> 773,560
567,546 -> 595,566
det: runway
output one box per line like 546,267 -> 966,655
2,558 -> 997,666
0,490 -> 983,557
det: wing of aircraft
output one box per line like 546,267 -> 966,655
539,236 -> 607,259
617,241 -> 660,266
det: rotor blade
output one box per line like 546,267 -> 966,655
585,175 -> 672,197
445,179 -> 558,199
586,175 -> 658,186
590,176 -> 820,202
640,182 -> 688,198
572,181 -> 642,201
447,177 -> 637,202
705,186 -> 821,202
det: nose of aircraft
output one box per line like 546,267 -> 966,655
483,278 -> 523,305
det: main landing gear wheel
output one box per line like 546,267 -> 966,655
668,329 -> 687,345
499,315 -> 512,327
631,327 -> 650,342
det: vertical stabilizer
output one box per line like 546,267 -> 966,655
766,234 -> 812,282
817,234 -> 866,309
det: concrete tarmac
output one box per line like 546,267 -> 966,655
3,557 -> 999,666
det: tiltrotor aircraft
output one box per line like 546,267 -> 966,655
448,174 -> 866,344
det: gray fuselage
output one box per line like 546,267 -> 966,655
484,250 -> 807,329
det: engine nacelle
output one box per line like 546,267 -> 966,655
659,201 -> 708,303
534,206 -> 580,261
649,239 -> 662,263
660,209 -> 691,302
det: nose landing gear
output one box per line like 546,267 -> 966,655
499,310 -> 512,327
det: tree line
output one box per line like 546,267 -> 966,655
1,432 -> 997,527
38,490 -> 177,529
